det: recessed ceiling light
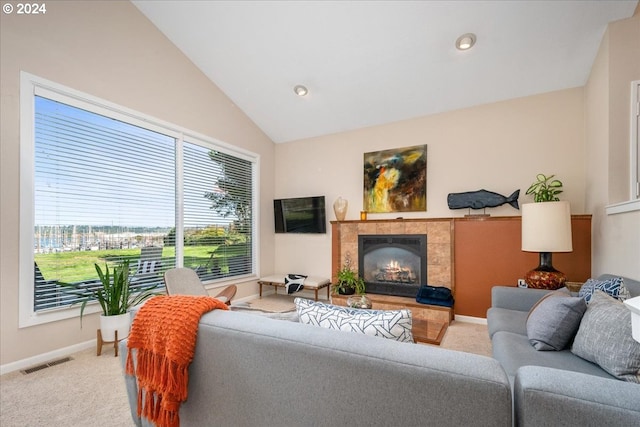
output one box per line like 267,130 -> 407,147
294,85 -> 308,96
456,33 -> 476,51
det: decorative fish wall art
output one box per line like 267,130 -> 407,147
447,189 -> 520,210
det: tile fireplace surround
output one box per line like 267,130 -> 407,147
331,219 -> 454,293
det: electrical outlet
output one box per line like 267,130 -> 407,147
517,279 -> 527,288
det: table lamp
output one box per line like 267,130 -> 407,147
521,201 -> 573,289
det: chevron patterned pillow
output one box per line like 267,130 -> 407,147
294,298 -> 414,343
578,277 -> 630,304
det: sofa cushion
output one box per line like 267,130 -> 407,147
229,305 -> 300,322
487,308 -> 529,338
526,288 -> 586,351
578,276 -> 630,303
572,291 -> 640,383
294,298 -> 414,343
492,331 -> 615,383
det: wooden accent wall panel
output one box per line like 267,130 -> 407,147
453,215 -> 591,318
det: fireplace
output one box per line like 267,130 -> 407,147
358,234 -> 427,297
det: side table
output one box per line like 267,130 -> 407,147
412,318 -> 448,345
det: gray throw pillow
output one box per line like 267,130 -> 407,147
572,291 -> 640,383
526,288 -> 587,351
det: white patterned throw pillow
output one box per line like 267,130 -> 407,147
294,298 -> 414,343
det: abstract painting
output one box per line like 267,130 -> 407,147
363,145 -> 427,213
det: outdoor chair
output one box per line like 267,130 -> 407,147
135,246 -> 163,275
33,262 -> 63,311
163,267 -> 237,305
131,246 -> 164,287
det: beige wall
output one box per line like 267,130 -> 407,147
274,88 -> 586,278
2,1 -> 638,370
0,1 -> 275,366
585,14 -> 640,279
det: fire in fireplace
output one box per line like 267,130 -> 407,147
358,234 -> 427,297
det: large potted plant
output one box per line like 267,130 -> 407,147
71,260 -> 159,341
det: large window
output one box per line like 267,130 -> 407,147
20,72 -> 257,326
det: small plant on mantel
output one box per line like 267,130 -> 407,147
525,174 -> 564,202
333,255 -> 366,296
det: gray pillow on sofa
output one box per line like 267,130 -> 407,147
572,291 -> 640,383
526,288 -> 587,351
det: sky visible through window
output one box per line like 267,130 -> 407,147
34,96 -> 233,251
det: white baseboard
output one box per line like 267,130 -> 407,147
1,339 -> 96,376
2,291 -> 324,376
454,314 -> 487,325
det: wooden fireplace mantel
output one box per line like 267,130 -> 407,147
331,215 -> 591,318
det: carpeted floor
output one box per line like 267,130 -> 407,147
246,293 -> 302,312
0,295 -> 492,427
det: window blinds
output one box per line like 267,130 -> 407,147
32,94 -> 254,312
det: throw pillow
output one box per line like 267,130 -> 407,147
578,276 -> 630,304
572,291 -> 640,383
294,298 -> 414,343
526,288 -> 586,351
284,274 -> 306,294
230,306 -> 300,322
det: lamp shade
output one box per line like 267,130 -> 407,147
522,201 -> 573,252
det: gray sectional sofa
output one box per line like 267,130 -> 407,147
120,275 -> 640,426
487,274 -> 640,426
121,307 -> 512,426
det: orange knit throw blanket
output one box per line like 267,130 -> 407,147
125,295 -> 228,427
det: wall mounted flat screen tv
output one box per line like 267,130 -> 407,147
274,196 -> 326,234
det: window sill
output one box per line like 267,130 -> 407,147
606,199 -> 640,215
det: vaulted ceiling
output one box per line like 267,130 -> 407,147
133,1 -> 638,143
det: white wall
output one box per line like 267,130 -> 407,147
273,13 -> 640,284
274,88 -> 586,279
0,1 -> 275,366
585,14 -> 640,279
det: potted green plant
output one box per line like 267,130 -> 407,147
333,264 -> 366,296
525,174 -> 564,202
69,260 -> 159,341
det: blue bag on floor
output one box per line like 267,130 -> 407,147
416,285 -> 454,307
